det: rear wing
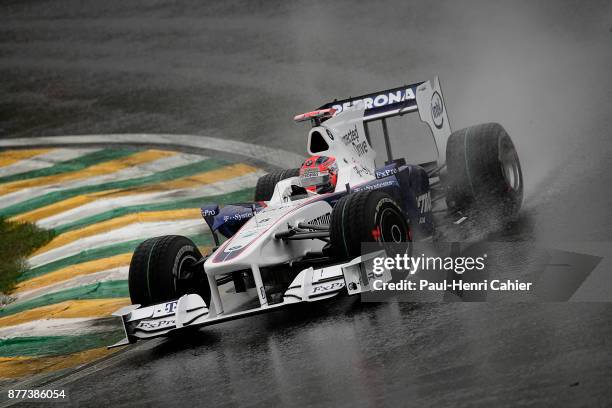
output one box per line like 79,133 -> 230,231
318,82 -> 423,121
317,77 -> 452,165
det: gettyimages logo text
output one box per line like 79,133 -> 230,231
372,253 -> 488,275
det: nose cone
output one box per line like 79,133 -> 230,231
204,199 -> 333,276
204,206 -> 290,274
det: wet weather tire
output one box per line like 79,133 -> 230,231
128,235 -> 211,307
446,123 -> 523,218
330,190 -> 410,259
254,168 -> 301,201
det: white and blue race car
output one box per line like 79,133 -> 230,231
110,77 -> 523,346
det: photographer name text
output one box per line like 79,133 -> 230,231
373,279 -> 532,292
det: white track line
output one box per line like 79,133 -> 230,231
37,170 -> 266,229
0,134 -> 306,169
0,318 -> 117,339
0,152 -> 206,210
28,219 -> 207,268
0,148 -> 101,178
14,267 -> 129,304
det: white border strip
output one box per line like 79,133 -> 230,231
0,134 -> 306,169
0,318 -> 117,339
14,267 -> 129,304
0,148 -> 100,178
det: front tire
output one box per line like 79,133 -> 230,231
254,168 -> 300,201
330,190 -> 410,258
128,235 -> 211,306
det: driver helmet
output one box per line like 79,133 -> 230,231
299,155 -> 338,194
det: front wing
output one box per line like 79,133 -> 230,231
109,251 -> 389,347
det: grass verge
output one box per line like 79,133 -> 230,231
0,218 -> 55,295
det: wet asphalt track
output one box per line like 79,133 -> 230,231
2,0 -> 612,406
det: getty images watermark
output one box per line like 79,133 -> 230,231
359,242 -> 605,302
371,252 -> 533,292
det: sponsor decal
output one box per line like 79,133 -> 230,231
375,167 -> 399,179
416,192 -> 432,223
353,165 -> 372,177
353,178 -> 398,192
226,244 -> 244,252
325,128 -> 335,140
151,300 -> 178,318
353,141 -> 368,157
201,208 -> 218,217
311,281 -> 345,293
416,192 -> 431,213
342,125 -> 368,157
341,125 -> 359,146
302,168 -> 321,178
332,88 -> 416,114
136,319 -> 176,331
164,301 -> 177,313
240,229 -> 259,238
431,91 -> 444,129
223,211 -> 253,222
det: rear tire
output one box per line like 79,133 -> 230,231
254,168 -> 300,201
330,190 -> 410,258
128,235 -> 211,306
446,123 -> 523,219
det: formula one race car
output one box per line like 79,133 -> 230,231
110,77 -> 523,346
